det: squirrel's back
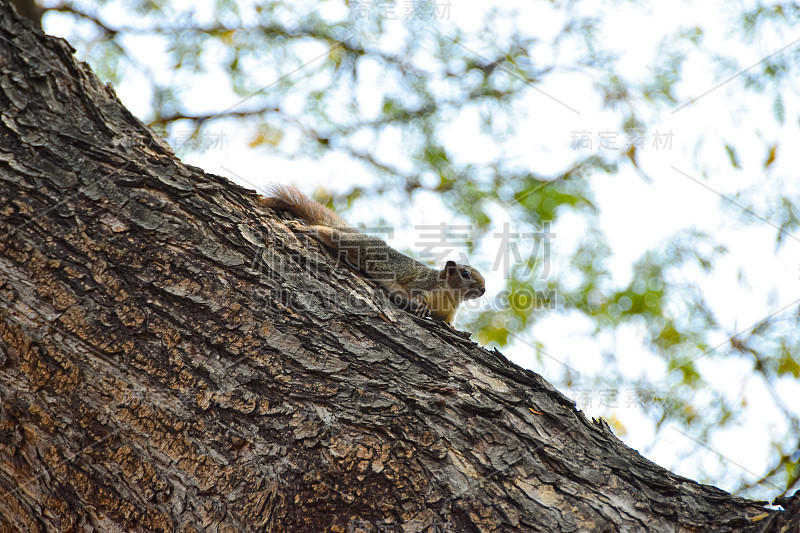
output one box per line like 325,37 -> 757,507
258,184 -> 350,229
259,184 -> 423,274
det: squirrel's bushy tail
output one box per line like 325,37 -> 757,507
259,184 -> 350,228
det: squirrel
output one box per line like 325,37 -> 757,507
258,185 -> 486,324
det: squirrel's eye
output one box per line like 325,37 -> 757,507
460,270 -> 470,279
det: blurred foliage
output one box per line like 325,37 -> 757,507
35,0 -> 800,500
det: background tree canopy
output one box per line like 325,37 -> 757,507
29,0 -> 800,500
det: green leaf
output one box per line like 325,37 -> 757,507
764,144 -> 777,168
777,350 -> 800,378
724,144 -> 741,169
773,94 -> 785,124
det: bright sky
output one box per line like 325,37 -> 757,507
43,0 -> 800,499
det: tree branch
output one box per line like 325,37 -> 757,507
0,3 -> 794,531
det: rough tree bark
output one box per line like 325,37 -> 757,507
0,4 -> 796,532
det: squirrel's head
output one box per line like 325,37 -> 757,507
442,260 -> 486,301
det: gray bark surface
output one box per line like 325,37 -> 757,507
0,3 -> 792,532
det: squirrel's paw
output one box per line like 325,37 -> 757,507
284,220 -> 309,233
409,297 -> 431,319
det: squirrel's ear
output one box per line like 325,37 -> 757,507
445,260 -> 458,276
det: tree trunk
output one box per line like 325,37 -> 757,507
0,4 -> 795,532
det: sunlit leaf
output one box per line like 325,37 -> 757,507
724,144 -> 741,169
